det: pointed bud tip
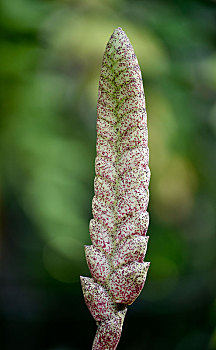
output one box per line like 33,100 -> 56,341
116,27 -> 123,32
80,275 -> 85,283
112,27 -> 125,36
80,275 -> 90,286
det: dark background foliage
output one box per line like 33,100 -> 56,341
0,0 -> 216,349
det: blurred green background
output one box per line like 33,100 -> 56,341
0,0 -> 216,349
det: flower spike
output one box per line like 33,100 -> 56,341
80,27 -> 150,350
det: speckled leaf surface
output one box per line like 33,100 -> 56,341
80,27 -> 150,350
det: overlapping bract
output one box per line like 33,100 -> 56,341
81,27 -> 150,350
